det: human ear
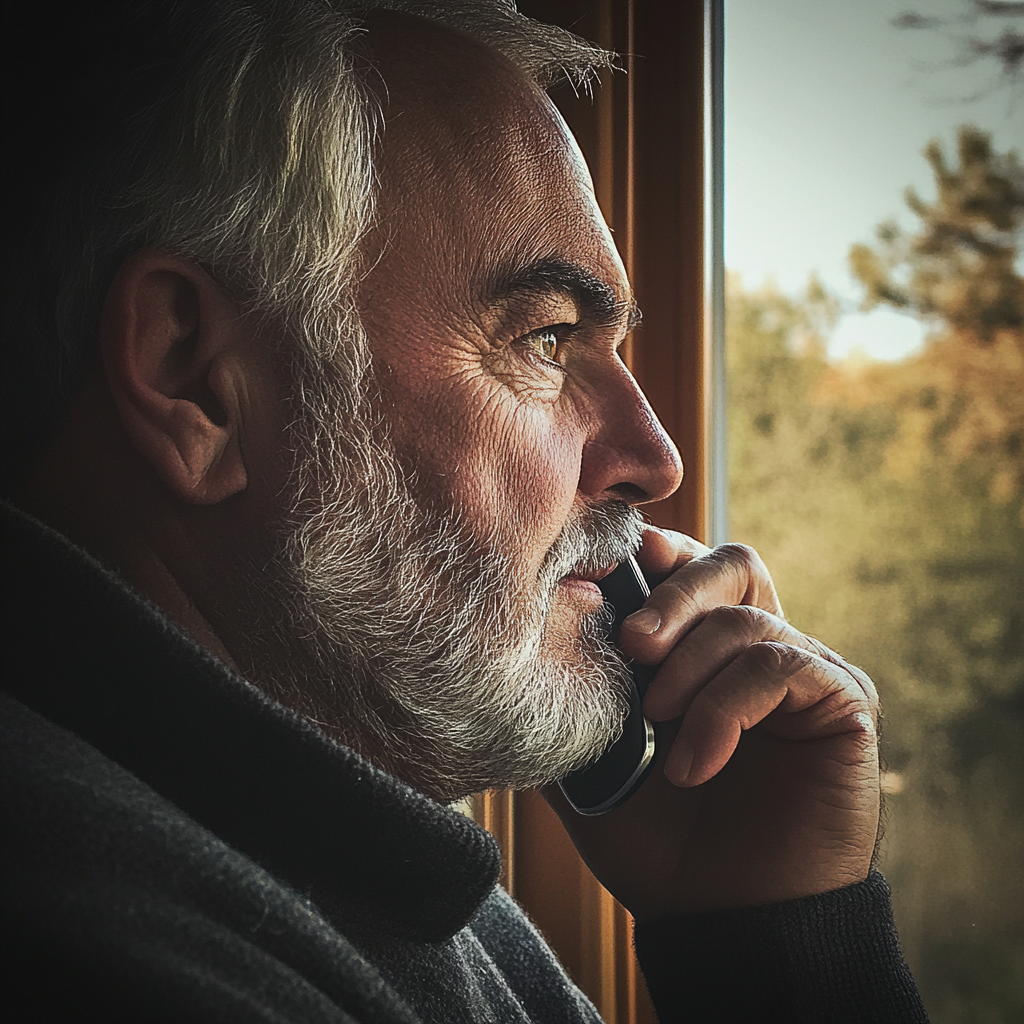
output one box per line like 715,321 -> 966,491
100,250 -> 250,505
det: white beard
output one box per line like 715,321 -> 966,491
236,343 -> 642,801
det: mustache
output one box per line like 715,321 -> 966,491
541,501 -> 645,583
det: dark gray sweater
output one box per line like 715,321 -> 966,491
0,502 -> 929,1022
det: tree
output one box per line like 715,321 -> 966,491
727,270 -> 1024,1023
727,128 -> 1024,1021
844,127 -> 1024,506
849,126 -> 1022,340
894,1 -> 1024,102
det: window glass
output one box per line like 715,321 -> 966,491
725,3 -> 1023,1021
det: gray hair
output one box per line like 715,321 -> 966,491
2,0 -> 611,492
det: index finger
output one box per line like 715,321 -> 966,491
619,543 -> 784,664
635,526 -> 711,582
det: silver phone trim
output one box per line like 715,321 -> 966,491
561,716 -> 657,817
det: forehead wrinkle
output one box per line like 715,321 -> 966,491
484,257 -> 639,333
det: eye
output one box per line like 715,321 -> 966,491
517,325 -> 571,366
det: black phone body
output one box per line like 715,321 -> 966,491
557,555 -> 657,816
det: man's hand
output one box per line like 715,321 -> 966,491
546,527 -> 880,922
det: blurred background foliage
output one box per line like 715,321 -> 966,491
727,125 -> 1023,1023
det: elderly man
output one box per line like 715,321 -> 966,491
1,1 -> 928,1021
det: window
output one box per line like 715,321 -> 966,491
475,2 -> 720,1020
480,4 -> 1021,1022
725,3 -> 1023,1021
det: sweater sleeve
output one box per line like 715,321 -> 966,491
632,871 -> 929,1024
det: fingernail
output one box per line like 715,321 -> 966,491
622,607 -> 661,634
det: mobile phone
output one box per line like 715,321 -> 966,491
558,555 -> 657,816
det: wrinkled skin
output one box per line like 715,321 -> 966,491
549,529 -> 879,918
360,15 -> 880,919
357,16 -> 683,662
20,12 -> 880,921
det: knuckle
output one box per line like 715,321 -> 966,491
705,603 -> 774,638
705,604 -> 750,630
714,542 -> 759,572
742,640 -> 789,675
804,635 -> 837,661
802,638 -> 878,700
826,650 -> 879,705
712,543 -> 774,600
848,663 -> 878,699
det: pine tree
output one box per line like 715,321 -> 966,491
849,126 -> 1022,341
845,127 -> 1024,505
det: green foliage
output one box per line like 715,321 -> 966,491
727,130 -> 1024,1020
846,127 -> 1024,503
849,126 -> 1023,341
727,271 -> 1024,1022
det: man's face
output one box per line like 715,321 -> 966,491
238,19 -> 682,802
359,19 -> 682,663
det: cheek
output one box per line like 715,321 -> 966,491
380,364 -> 586,556
468,401 -> 585,553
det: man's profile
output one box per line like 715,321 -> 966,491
1,2 -> 929,1020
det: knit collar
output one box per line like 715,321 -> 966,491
0,500 -> 501,943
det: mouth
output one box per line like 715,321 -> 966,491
559,562 -> 618,595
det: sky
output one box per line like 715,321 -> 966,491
725,0 -> 1023,361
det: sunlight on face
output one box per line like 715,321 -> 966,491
233,20 -> 675,802
235,343 -> 640,801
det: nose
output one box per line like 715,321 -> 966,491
578,357 -> 684,505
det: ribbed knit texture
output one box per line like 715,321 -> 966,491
635,871 -> 928,1023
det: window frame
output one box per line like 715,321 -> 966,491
472,2 -> 723,1020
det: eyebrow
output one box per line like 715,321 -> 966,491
485,257 -> 642,335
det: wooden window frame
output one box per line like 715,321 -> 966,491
472,2 -> 723,1021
